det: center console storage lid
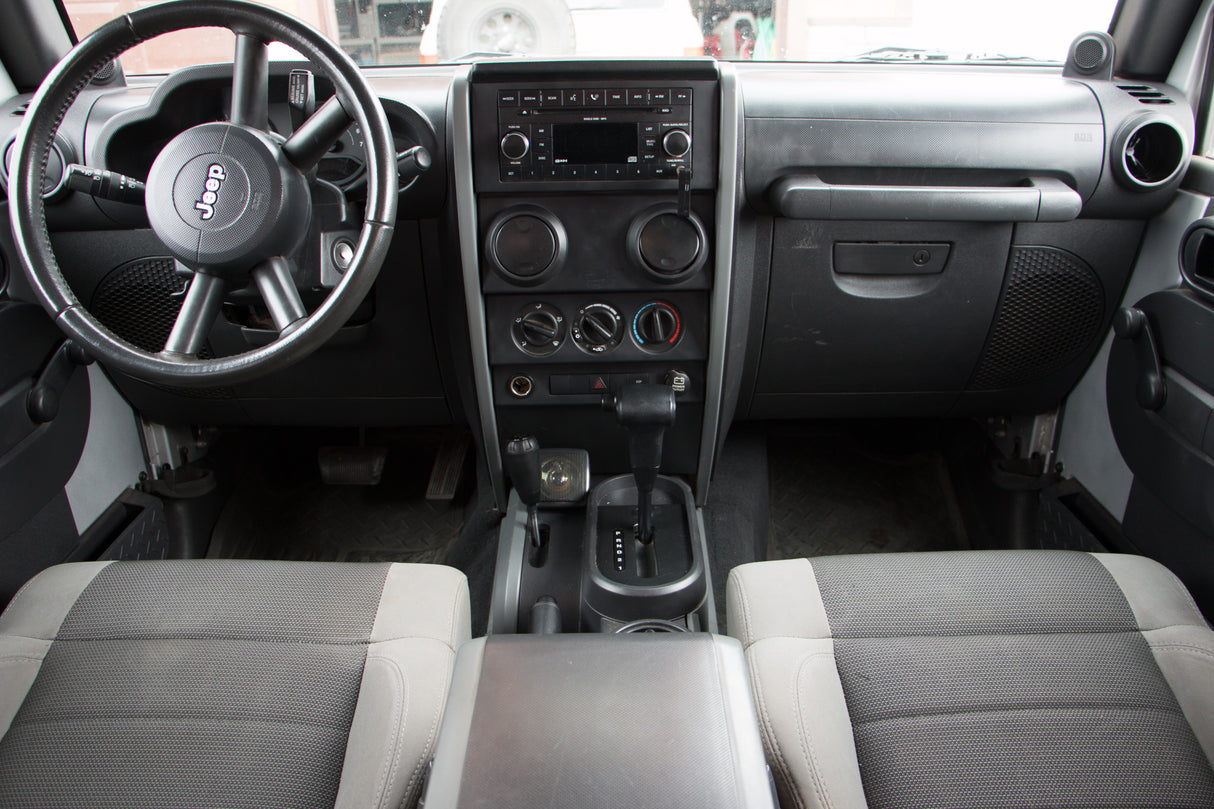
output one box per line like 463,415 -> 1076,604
423,634 -> 775,809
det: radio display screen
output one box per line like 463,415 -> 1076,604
552,123 -> 637,164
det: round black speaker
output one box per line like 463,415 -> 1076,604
969,247 -> 1104,391
1064,31 -> 1114,79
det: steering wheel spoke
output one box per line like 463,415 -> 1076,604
283,96 -> 353,173
231,33 -> 269,129
162,269 -> 225,357
252,256 -> 308,334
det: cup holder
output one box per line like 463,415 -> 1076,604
615,619 -> 689,633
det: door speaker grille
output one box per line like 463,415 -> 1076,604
970,247 -> 1104,391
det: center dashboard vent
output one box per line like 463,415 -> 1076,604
1117,84 -> 1174,105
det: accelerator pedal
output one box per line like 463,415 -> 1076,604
318,445 -> 387,486
426,432 -> 471,501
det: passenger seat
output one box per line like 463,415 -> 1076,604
727,551 -> 1214,808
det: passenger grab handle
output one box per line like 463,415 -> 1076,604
769,174 -> 1082,222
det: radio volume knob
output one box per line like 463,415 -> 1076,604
500,131 -> 530,161
662,129 -> 691,158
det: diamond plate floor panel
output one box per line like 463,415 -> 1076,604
767,426 -> 966,560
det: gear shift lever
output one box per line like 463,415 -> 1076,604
602,383 -> 676,543
504,435 -> 543,549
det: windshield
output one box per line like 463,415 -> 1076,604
63,0 -> 1118,72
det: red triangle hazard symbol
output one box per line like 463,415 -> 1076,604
593,377 -> 608,390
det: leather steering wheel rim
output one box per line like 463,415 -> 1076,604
9,0 -> 398,386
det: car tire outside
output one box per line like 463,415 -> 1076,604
436,0 -> 576,59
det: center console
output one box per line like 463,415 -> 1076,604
422,634 -> 776,809
454,60 -> 732,635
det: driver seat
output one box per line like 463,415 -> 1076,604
0,559 -> 470,808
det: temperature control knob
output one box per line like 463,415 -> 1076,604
572,303 -> 623,354
500,131 -> 530,161
662,129 -> 691,158
633,301 -> 682,352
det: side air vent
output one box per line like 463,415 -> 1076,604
1117,84 -> 1174,105
1111,114 -> 1187,190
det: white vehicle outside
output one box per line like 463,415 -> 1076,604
419,0 -> 704,62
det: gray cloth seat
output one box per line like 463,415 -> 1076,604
727,550 -> 1214,809
0,559 -> 470,808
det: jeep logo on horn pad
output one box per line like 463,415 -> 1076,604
194,164 -> 227,221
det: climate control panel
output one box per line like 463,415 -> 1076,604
496,295 -> 696,363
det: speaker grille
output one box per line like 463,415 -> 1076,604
1074,36 -> 1107,71
970,247 -> 1104,391
91,257 -> 233,399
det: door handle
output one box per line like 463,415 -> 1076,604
1112,307 -> 1166,411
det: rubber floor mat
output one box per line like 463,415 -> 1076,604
767,425 -> 966,560
208,432 -> 464,564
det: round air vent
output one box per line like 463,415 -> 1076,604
1113,115 -> 1187,190
485,206 -> 566,285
626,205 -> 708,284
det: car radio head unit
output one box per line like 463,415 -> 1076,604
496,86 -> 692,182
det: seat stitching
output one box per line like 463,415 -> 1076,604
850,704 -> 1190,726
366,653 -> 407,809
400,649 -> 454,809
747,645 -> 804,809
0,657 -> 45,665
733,570 -> 755,647
794,650 -> 842,809
1149,643 -> 1214,662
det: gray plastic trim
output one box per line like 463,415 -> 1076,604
64,365 -> 144,534
770,175 -> 1081,222
487,490 -> 528,635
696,63 -> 738,503
1167,0 -> 1214,106
452,68 -> 506,509
419,636 -> 486,809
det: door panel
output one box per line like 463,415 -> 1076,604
0,301 -> 91,602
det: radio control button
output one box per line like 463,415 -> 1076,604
673,89 -> 692,103
662,129 -> 691,158
628,89 -> 647,105
607,90 -> 626,105
542,91 -> 562,105
587,165 -> 606,179
520,90 -> 541,105
500,131 -> 531,161
498,90 -> 519,106
562,89 -> 583,105
586,90 -> 605,106
641,123 -> 659,136
565,165 -> 585,179
650,89 -> 669,103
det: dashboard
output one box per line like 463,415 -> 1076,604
0,56 -> 1195,507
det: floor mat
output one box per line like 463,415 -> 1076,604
208,431 -> 466,564
767,424 -> 967,560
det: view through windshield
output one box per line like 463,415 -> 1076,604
64,0 -> 1118,73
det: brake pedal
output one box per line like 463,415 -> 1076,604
318,446 -> 387,486
426,433 -> 470,501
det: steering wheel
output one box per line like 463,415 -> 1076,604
9,0 -> 397,386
